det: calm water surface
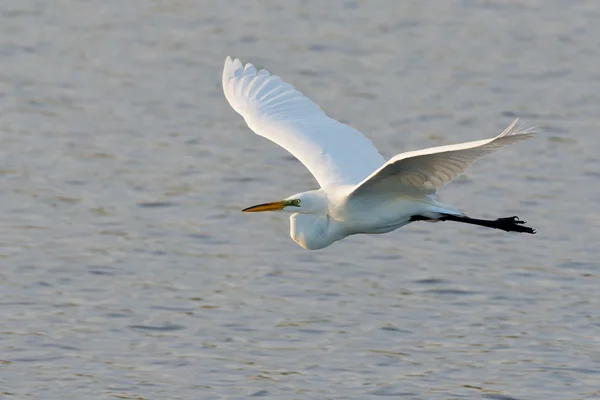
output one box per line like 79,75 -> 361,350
1,1 -> 599,399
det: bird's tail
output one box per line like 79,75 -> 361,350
418,197 -> 466,219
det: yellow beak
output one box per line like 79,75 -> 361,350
242,201 -> 288,212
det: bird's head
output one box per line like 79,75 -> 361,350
242,190 -> 324,215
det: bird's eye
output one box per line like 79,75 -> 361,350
293,199 -> 301,206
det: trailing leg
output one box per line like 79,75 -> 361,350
410,214 -> 536,234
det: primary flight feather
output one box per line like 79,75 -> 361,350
222,56 -> 536,250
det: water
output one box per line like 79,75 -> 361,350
1,0 -> 599,398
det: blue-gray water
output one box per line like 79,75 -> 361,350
1,1 -> 599,399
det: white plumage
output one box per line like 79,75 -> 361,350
223,56 -> 536,250
222,57 -> 384,188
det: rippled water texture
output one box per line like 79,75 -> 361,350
1,0 -> 599,399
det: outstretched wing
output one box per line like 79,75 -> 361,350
222,57 -> 385,189
349,119 -> 536,198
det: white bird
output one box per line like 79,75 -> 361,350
222,57 -> 536,250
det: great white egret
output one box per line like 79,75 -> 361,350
222,57 -> 536,250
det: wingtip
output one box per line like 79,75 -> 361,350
497,118 -> 519,137
232,57 -> 243,71
497,117 -> 540,139
223,57 -> 232,88
223,56 -> 242,74
225,56 -> 237,73
223,56 -> 263,78
223,56 -> 247,89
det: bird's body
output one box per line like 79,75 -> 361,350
222,57 -> 536,250
286,189 -> 460,250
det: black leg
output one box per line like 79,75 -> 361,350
410,214 -> 536,234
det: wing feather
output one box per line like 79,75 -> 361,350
222,57 -> 385,188
350,119 -> 536,198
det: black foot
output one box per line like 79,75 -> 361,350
494,216 -> 536,234
496,216 -> 526,224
